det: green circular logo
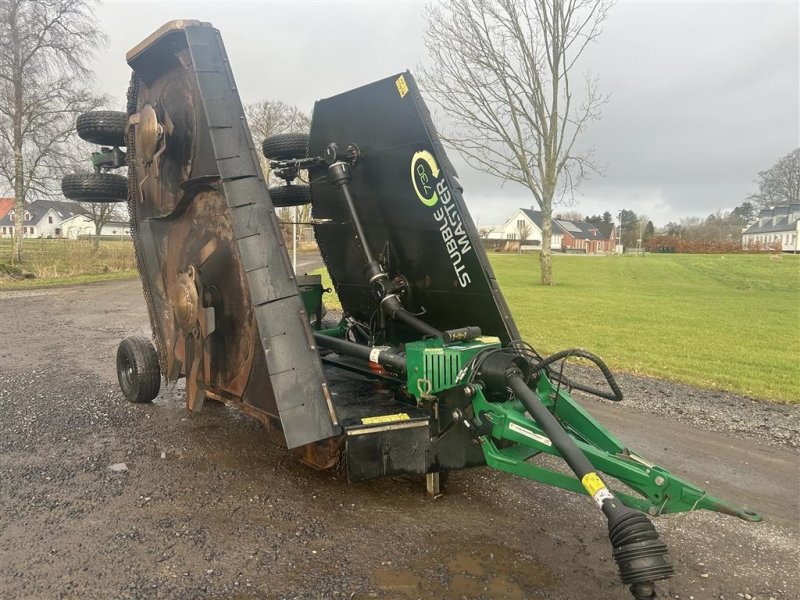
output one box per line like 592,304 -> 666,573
411,150 -> 441,207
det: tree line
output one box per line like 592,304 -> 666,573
562,195 -> 781,250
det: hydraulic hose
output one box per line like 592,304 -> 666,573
381,294 -> 443,339
474,350 -> 673,600
532,348 -> 624,402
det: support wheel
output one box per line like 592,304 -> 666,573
62,172 -> 128,203
262,133 -> 309,160
269,184 -> 311,207
116,337 -> 161,403
76,111 -> 128,146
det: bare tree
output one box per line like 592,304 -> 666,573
517,220 -> 532,253
245,100 -> 311,183
245,100 -> 313,255
478,225 -> 497,239
635,214 -> 650,253
245,99 -> 310,139
421,0 -> 611,285
748,148 -> 800,209
557,210 -> 585,221
664,209 -> 749,243
73,199 -> 127,248
0,0 -> 106,263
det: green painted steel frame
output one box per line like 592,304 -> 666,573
316,319 -> 347,338
317,324 -> 759,522
91,147 -> 126,171
405,337 -> 501,398
470,375 -> 761,521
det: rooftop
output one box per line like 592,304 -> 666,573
744,205 -> 800,235
0,199 -> 81,226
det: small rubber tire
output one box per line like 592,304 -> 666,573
116,337 -> 161,404
269,184 -> 311,207
62,172 -> 128,203
262,133 -> 309,160
76,111 -> 128,147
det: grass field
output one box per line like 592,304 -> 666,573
497,253 -> 799,402
0,238 -> 136,289
320,253 -> 800,402
4,238 -> 797,402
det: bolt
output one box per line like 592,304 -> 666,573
654,476 -> 665,486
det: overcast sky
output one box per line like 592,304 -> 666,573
95,0 -> 798,227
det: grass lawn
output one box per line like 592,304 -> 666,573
318,253 -> 799,402
493,253 -> 799,402
6,236 -> 797,402
0,238 -> 137,290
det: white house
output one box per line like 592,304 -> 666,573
0,200 -> 79,238
741,205 -> 800,252
0,199 -> 130,239
486,208 -> 564,250
60,214 -> 131,239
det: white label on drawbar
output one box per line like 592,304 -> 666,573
508,422 -> 552,446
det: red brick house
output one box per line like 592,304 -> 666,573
0,198 -> 14,220
556,218 -> 616,253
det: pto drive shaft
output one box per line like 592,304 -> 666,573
477,352 -> 674,600
327,153 -> 443,340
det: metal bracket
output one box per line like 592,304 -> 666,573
470,380 -> 761,522
426,472 -> 442,498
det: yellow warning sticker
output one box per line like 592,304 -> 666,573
581,472 -> 607,497
396,74 -> 409,98
361,413 -> 411,425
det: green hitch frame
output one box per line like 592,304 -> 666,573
91,147 -> 126,172
315,318 -> 347,339
469,375 -> 761,522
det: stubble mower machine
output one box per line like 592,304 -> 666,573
63,21 -> 760,600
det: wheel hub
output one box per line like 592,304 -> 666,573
135,103 -> 163,163
172,265 -> 199,334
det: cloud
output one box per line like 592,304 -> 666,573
94,1 -> 798,227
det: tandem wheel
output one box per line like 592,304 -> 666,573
76,110 -> 128,147
261,132 -> 309,160
61,172 -> 128,203
116,336 -> 161,404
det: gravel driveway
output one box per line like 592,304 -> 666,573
0,279 -> 797,600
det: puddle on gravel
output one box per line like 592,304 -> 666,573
373,542 -> 553,599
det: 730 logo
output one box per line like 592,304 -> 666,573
411,150 -> 441,206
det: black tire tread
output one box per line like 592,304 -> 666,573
62,172 -> 128,203
261,133 -> 309,160
269,184 -> 311,207
116,336 -> 161,404
76,111 -> 128,146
